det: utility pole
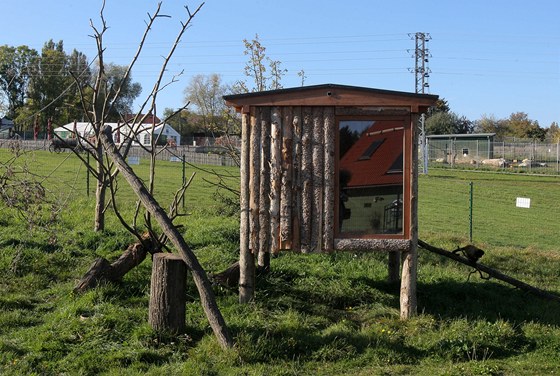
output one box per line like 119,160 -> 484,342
409,32 -> 431,174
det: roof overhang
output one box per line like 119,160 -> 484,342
224,84 -> 438,114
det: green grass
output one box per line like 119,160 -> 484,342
1,149 -> 560,375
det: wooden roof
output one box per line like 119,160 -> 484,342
224,84 -> 438,113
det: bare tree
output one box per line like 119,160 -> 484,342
70,1 -> 233,349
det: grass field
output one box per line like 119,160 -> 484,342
1,149 -> 559,375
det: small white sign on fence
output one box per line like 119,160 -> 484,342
516,197 -> 531,208
128,156 -> 140,165
169,156 -> 181,162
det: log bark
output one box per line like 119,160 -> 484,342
388,252 -> 401,283
269,107 -> 282,256
418,239 -> 560,303
258,107 -> 271,270
74,238 -> 151,293
322,107 -> 335,252
99,125 -> 233,349
279,107 -> 293,250
292,107 -> 302,251
311,107 -> 324,252
300,107 -> 313,253
239,111 -> 254,303
148,253 -> 187,334
400,114 -> 418,320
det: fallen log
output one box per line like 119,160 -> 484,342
418,239 -> 560,303
74,236 -> 156,293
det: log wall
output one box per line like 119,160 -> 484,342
241,106 -> 336,252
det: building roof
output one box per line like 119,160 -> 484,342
224,84 -> 438,113
340,120 -> 404,188
426,133 -> 496,139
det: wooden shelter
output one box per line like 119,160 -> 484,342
224,84 -> 438,318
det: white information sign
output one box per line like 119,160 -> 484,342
516,197 -> 531,208
128,156 -> 140,165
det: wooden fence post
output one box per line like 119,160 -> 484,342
149,253 -> 187,334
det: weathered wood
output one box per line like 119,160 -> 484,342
243,108 -> 260,303
211,261 -> 240,289
269,107 -> 282,256
300,107 -> 313,253
418,239 -> 560,303
99,125 -> 234,349
74,237 -> 152,293
311,107 -> 324,252
73,257 -> 113,293
388,252 -> 401,283
334,238 -> 411,252
291,107 -> 302,251
400,114 -> 418,319
279,107 -> 293,250
258,107 -> 271,270
239,112 -> 254,303
322,107 -> 335,252
148,253 -> 187,334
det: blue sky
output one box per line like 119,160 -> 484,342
3,0 -> 559,127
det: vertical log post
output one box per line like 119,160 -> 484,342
148,253 -> 187,334
300,107 -> 313,253
239,111 -> 254,303
258,107 -> 271,271
322,107 -> 335,252
280,107 -> 293,250
311,107 -> 324,252
400,114 -> 419,319
292,108 -> 302,251
270,107 -> 282,256
388,252 -> 401,283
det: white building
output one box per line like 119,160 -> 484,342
54,121 -> 181,146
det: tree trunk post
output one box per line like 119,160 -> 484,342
388,252 -> 401,283
149,253 -> 187,334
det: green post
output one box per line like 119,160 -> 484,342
182,154 -> 186,210
469,181 -> 473,243
86,152 -> 90,197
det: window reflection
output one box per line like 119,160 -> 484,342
339,120 -> 404,236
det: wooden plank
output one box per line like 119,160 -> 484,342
279,107 -> 293,249
269,107 -> 282,256
322,106 -> 335,252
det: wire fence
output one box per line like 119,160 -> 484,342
0,139 -> 238,167
424,140 -> 560,175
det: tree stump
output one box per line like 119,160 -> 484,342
148,253 -> 187,334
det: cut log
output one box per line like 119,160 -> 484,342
149,253 -> 187,334
418,239 -> 560,303
74,238 -> 151,293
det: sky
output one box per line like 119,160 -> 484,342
2,0 -> 559,127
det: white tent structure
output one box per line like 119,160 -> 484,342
54,121 -> 181,146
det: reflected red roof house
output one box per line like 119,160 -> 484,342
340,120 -> 404,188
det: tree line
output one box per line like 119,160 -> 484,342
425,99 -> 559,142
0,40 -> 141,132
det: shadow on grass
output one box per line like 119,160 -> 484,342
418,279 -> 560,326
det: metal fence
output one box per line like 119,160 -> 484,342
425,139 -> 560,175
0,139 -> 238,167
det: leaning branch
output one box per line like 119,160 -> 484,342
418,239 -> 560,303
98,125 -> 233,349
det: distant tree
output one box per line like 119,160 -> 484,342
426,98 -> 450,116
184,73 -> 229,133
505,112 -> 545,141
0,45 -> 39,125
163,107 -> 205,141
548,122 -> 560,143
92,62 -> 142,121
425,111 -> 473,135
237,34 -> 287,93
27,40 -> 69,124
474,114 -> 508,140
